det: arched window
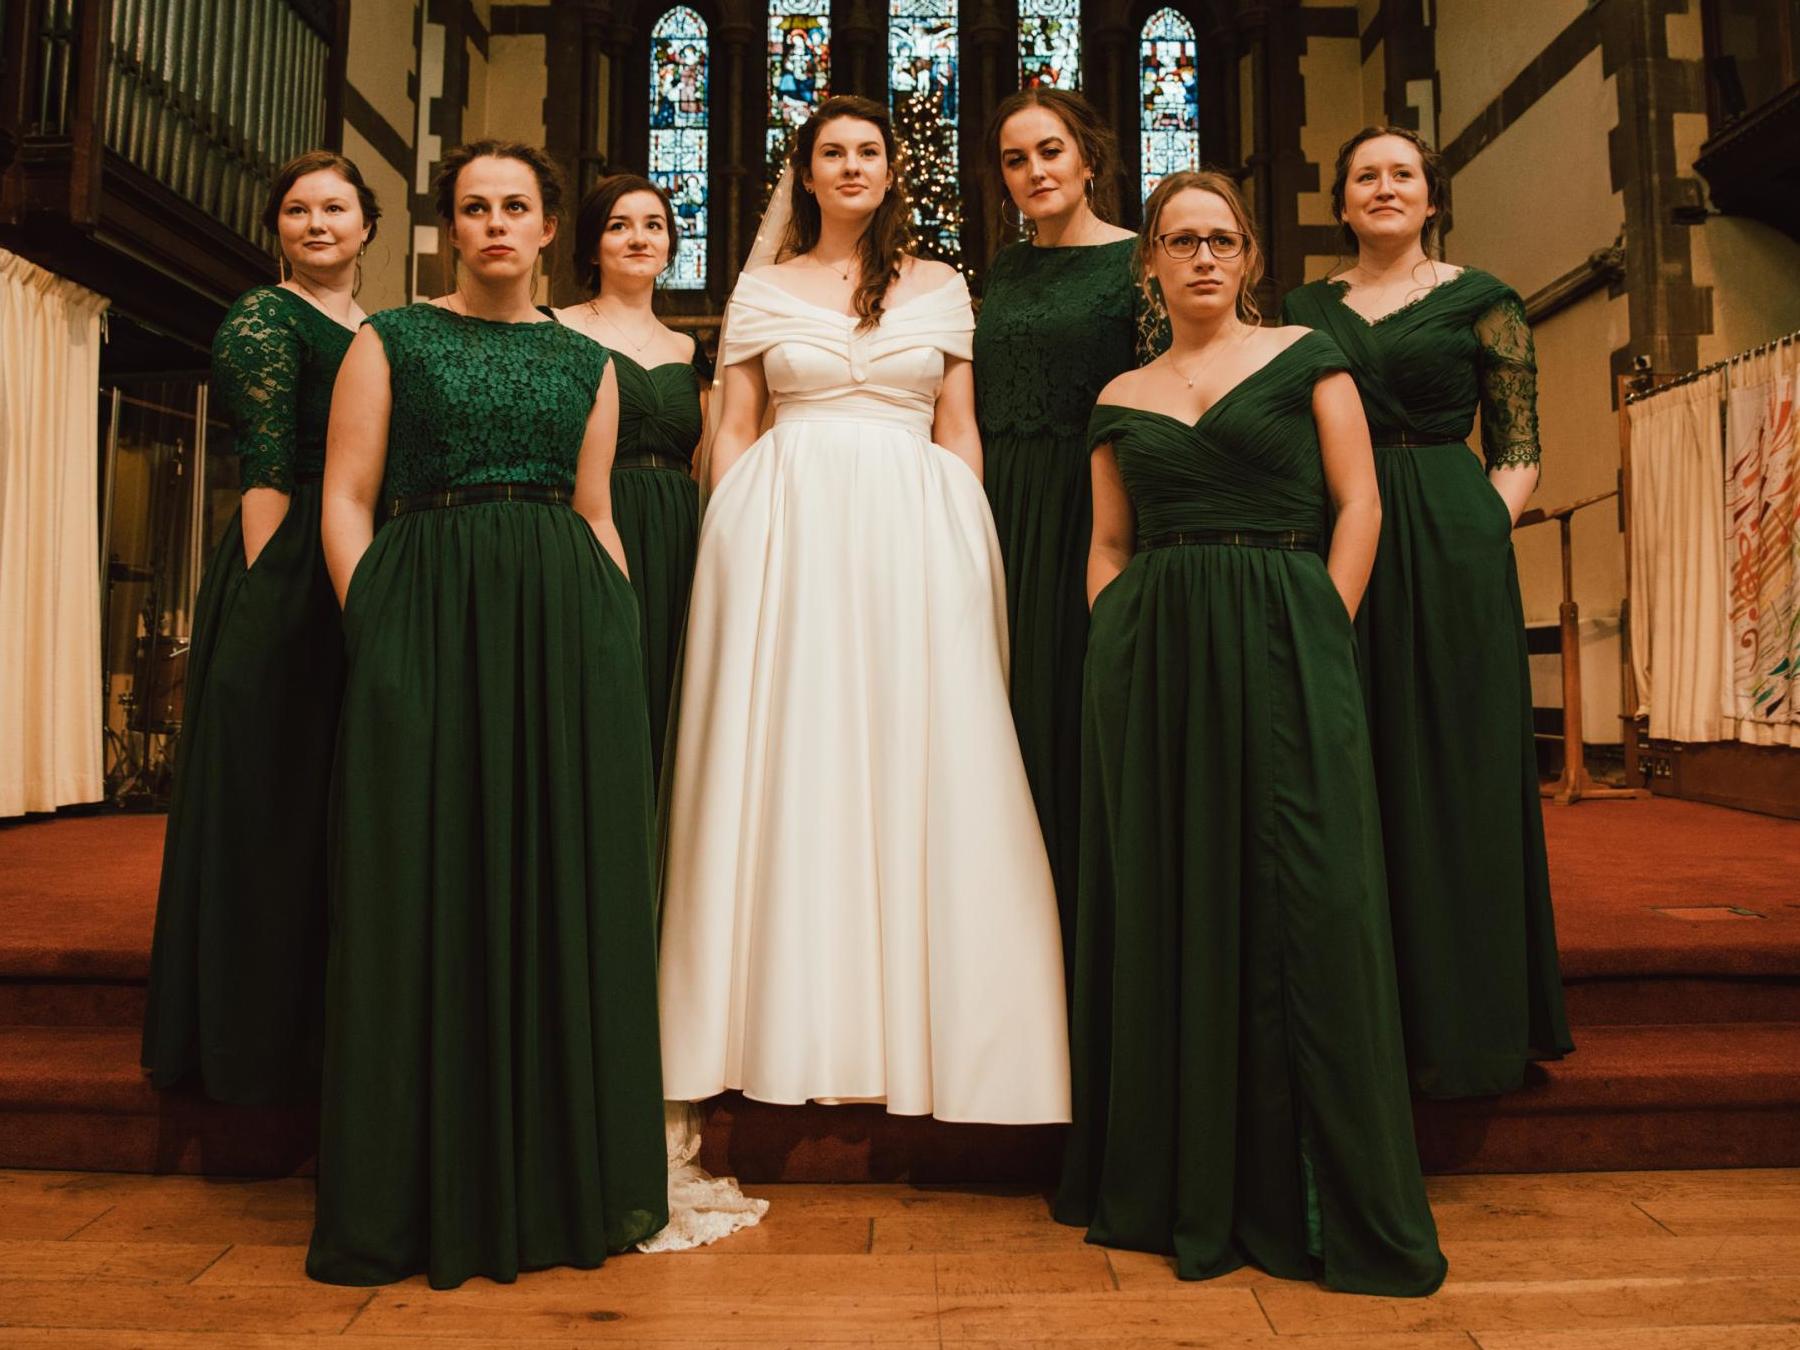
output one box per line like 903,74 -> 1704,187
649,6 -> 709,288
1019,0 -> 1080,90
1139,7 -> 1199,201
890,0 -> 960,262
768,1 -> 830,191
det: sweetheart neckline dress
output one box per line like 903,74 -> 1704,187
657,269 -> 1071,1124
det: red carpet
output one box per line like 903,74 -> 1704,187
0,797 -> 1796,1179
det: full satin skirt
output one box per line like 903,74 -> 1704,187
985,427 -> 1091,990
306,503 -> 668,1289
612,464 -> 700,794
1055,545 -> 1446,1297
1359,445 -> 1573,1099
141,484 -> 342,1104
658,416 -> 1071,1124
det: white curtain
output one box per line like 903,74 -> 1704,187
1724,344 -> 1800,747
1627,371 -> 1731,743
0,249 -> 110,815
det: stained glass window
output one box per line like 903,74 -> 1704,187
1139,7 -> 1199,201
649,6 -> 709,288
1019,0 -> 1080,90
890,0 -> 960,263
768,1 -> 830,192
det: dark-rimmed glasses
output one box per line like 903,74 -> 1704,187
1155,230 -> 1247,260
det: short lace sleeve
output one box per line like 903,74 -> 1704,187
211,288 -> 301,492
1475,292 -> 1541,471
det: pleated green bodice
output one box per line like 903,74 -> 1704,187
212,286 -> 355,489
367,304 -> 610,495
1088,330 -> 1339,541
614,350 -> 705,466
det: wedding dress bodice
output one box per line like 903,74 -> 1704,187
719,270 -> 975,438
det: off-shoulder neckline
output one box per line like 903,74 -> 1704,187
736,268 -> 966,322
1094,330 -> 1324,432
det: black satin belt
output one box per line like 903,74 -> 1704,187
613,449 -> 693,472
387,482 -> 571,519
1372,434 -> 1449,449
1139,528 -> 1320,551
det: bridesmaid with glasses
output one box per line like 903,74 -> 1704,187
1055,170 -> 1444,1297
1281,126 -> 1572,1100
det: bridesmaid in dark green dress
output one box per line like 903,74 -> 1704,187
309,141 -> 666,1288
1281,126 -> 1572,1100
1056,171 -> 1444,1297
974,89 -> 1141,974
556,174 -> 709,791
142,151 -> 378,1105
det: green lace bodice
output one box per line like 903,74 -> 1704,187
1087,332 -> 1349,540
614,348 -> 707,469
974,239 -> 1149,441
366,304 -> 611,498
1280,267 -> 1541,470
210,286 -> 356,491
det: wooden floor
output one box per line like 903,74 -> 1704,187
0,1168 -> 1795,1347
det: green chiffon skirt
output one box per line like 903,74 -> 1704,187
1359,445 -> 1573,1099
306,502 -> 668,1289
141,483 -> 342,1104
985,428 -> 1090,985
1055,544 -> 1446,1298
612,464 -> 699,793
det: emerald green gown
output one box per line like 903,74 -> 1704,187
306,304 -> 667,1289
1282,268 -> 1573,1099
607,344 -> 707,791
973,238 -> 1144,977
141,286 -> 352,1105
1054,331 -> 1446,1298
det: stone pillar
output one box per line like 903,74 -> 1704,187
962,0 -> 1010,271
836,0 -> 881,102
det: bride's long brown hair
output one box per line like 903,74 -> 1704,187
780,95 -> 911,332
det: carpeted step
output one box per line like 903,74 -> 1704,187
0,1025 -> 315,1176
1563,974 -> 1800,1025
1414,1022 -> 1800,1174
5,1022 -> 1792,1181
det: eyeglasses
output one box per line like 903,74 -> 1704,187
1154,230 -> 1247,260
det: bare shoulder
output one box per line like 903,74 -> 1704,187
1094,222 -> 1136,245
1266,323 -> 1315,353
1096,364 -> 1154,409
897,254 -> 959,288
425,295 -> 457,310
1432,261 -> 1465,284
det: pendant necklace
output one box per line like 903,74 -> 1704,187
588,300 -> 658,356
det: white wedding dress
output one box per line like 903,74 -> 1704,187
659,268 -> 1071,1124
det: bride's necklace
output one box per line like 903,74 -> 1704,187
810,252 -> 857,283
586,299 -> 659,356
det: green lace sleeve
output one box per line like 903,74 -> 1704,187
211,289 -> 302,492
1475,292 -> 1541,471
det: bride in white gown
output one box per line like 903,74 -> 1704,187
659,96 -> 1070,1126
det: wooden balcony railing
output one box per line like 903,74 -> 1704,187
1,0 -> 342,347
